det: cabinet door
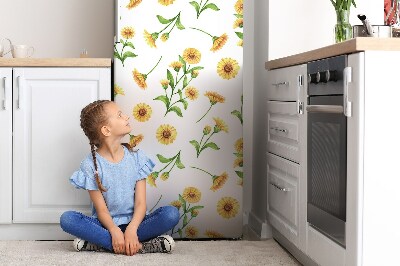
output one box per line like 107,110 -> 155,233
13,67 -> 111,223
0,68 -> 12,224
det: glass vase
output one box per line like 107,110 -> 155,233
335,10 -> 352,43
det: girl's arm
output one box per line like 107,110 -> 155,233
89,190 -> 125,254
124,179 -> 147,255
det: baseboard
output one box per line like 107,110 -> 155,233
248,211 -> 272,239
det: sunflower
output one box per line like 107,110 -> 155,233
158,0 -> 175,6
233,18 -> 243,29
217,197 -> 240,219
203,125 -> 211,135
126,0 -> 142,9
185,226 -> 199,238
235,138 -> 243,153
133,103 -> 152,122
234,0 -> 243,15
237,39 -> 243,47
210,172 -> 228,191
156,124 -> 177,145
183,48 -> 201,64
233,157 -> 243,168
211,33 -> 228,52
147,172 -> 157,187
182,187 -> 201,203
121,26 -> 135,39
213,117 -> 229,133
185,87 -> 199,100
205,230 -> 224,238
191,70 -> 199,78
129,134 -> 144,148
114,84 -> 125,97
217,57 -> 240,80
160,79 -> 169,89
205,91 -> 225,104
143,30 -> 157,48
237,178 -> 243,186
161,33 -> 169,42
170,200 -> 182,210
132,69 -> 147,89
160,172 -> 169,181
191,209 -> 199,217
170,61 -> 183,71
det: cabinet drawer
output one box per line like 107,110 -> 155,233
267,101 -> 299,163
267,153 -> 299,244
266,64 -> 306,101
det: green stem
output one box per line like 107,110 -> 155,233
148,195 -> 162,213
190,27 -> 213,38
196,104 -> 213,123
146,56 -> 162,76
191,166 -> 213,177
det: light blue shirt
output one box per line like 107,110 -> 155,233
70,146 -> 155,226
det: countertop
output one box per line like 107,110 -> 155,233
0,58 -> 111,67
265,37 -> 400,70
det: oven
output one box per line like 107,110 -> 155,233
306,55 -> 348,248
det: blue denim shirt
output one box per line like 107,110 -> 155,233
70,146 -> 155,225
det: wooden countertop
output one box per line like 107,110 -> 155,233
0,58 -> 111,67
265,37 -> 400,70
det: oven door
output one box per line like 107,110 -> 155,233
306,95 -> 347,248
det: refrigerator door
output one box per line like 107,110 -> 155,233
114,0 -> 243,238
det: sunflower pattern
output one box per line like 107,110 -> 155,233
114,0 -> 243,239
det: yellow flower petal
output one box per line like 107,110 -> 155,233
182,187 -> 201,203
217,57 -> 240,80
211,34 -> 228,52
132,69 -> 147,89
183,48 -> 201,64
133,103 -> 152,122
217,197 -> 240,219
156,124 -> 177,145
126,0 -> 142,9
121,26 -> 135,39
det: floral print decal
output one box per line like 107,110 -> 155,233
189,0 -> 220,19
114,26 -> 137,67
132,56 -> 162,89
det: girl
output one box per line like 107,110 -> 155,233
60,100 -> 179,256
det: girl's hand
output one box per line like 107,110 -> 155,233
124,227 -> 141,256
110,227 -> 125,254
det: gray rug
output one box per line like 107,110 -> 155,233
0,239 -> 301,265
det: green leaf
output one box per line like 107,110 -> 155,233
183,214 -> 188,227
181,99 -> 188,110
157,154 -> 174,163
201,3 -> 220,12
170,106 -> 183,117
234,14 -> 243,18
154,95 -> 170,108
179,55 -> 187,73
189,140 -> 200,153
187,205 -> 204,213
175,155 -> 185,169
234,152 -> 243,158
176,16 -> 185,30
114,51 -> 121,61
189,1 -> 200,13
231,110 -> 243,124
178,228 -> 182,238
124,41 -> 135,49
178,194 -> 187,212
157,15 -> 174,24
183,75 -> 188,88
178,89 -> 183,99
190,66 -> 204,71
167,69 -> 175,88
121,51 -> 137,62
235,31 -> 243,39
201,142 -> 220,151
235,171 -> 243,178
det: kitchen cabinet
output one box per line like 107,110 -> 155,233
265,64 -> 307,252
0,63 -> 111,239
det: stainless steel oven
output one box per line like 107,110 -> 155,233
306,55 -> 347,248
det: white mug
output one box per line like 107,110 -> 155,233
0,38 -> 12,57
11,45 -> 34,58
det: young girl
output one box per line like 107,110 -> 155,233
60,100 -> 179,256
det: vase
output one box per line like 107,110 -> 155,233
335,9 -> 352,43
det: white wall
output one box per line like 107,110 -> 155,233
268,0 -> 383,60
0,0 -> 114,58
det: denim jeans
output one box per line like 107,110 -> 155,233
60,206 -> 179,252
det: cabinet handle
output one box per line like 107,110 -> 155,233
17,76 -> 23,109
272,81 -> 289,87
270,127 -> 288,133
2,77 -> 6,110
269,181 -> 290,192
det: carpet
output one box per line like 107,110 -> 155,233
0,239 -> 301,265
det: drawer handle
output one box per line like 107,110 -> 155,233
270,127 -> 288,133
2,77 -> 6,110
270,181 -> 290,192
272,81 -> 289,87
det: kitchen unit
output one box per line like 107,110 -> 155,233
0,58 -> 111,240
265,38 -> 400,266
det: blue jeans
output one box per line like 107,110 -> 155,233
60,206 -> 179,252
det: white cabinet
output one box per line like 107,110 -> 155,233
0,67 -> 111,237
266,64 -> 307,252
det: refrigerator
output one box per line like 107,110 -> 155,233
114,0 -> 243,239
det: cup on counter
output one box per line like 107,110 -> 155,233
0,38 -> 12,57
11,44 -> 34,58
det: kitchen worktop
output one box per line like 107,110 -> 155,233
0,58 -> 111,67
265,37 -> 400,70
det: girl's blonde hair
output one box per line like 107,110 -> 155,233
80,100 -> 133,192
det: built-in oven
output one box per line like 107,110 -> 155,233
306,55 -> 348,248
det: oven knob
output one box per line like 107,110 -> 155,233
319,71 -> 328,83
309,72 -> 320,84
328,70 -> 338,82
